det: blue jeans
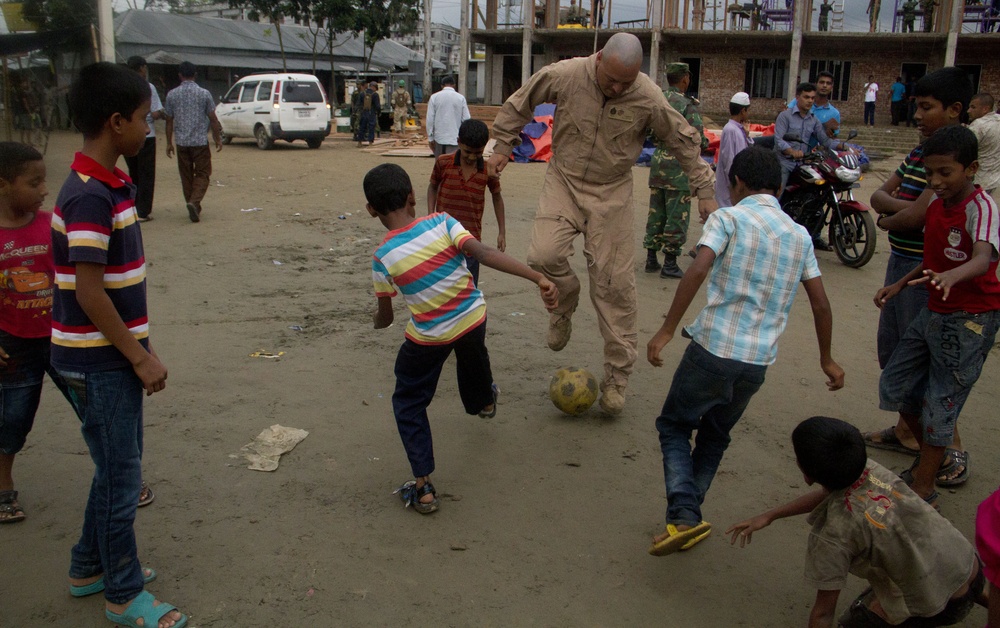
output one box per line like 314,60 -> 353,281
879,308 -> 1000,447
59,367 -> 145,604
656,342 -> 767,527
877,253 -> 928,370
0,333 -> 71,454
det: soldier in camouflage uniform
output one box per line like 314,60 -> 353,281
644,63 -> 709,278
350,79 -> 366,140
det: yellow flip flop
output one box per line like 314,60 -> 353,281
648,521 -> 712,556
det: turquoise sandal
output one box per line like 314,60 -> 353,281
69,567 -> 157,597
105,590 -> 187,628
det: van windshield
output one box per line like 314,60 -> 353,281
282,81 -> 323,104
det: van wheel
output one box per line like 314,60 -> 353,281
221,132 -> 233,145
254,125 -> 273,150
306,137 -> 323,149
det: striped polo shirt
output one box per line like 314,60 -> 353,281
372,213 -> 486,345
888,145 -> 926,260
50,153 -> 148,372
429,152 -> 501,241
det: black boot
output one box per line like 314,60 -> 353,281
660,254 -> 684,279
644,249 -> 661,273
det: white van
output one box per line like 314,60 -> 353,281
216,73 -> 331,150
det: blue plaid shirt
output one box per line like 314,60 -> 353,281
164,80 -> 216,147
686,194 -> 821,365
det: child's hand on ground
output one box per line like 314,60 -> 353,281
822,358 -> 845,391
646,328 -> 673,367
537,279 -> 558,311
909,268 -> 956,301
726,514 -> 772,547
0,344 -> 7,367
133,352 -> 168,396
873,284 -> 902,308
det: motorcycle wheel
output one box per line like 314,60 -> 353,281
829,210 -> 877,268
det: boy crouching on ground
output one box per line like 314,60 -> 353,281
645,146 -> 844,556
366,163 -> 557,514
728,417 -> 984,627
875,125 -> 1000,508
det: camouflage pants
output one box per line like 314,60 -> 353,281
351,112 -> 361,139
643,188 -> 691,256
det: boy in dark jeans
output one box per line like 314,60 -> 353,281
54,63 -> 184,628
875,125 -> 1000,508
366,163 -> 557,514
645,147 -> 844,556
728,417 -> 984,627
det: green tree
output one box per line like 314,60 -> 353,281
20,0 -> 94,53
354,0 -> 420,71
228,0 -> 306,71
300,0 -> 357,77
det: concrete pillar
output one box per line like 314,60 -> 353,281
522,0 -> 534,85
460,0 -> 470,96
97,0 -> 115,62
650,0 -> 662,82
786,0 -> 807,100
944,0 -> 962,65
423,0 -> 433,102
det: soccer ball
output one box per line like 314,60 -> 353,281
549,367 -> 599,416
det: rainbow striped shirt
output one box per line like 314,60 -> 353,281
50,153 -> 148,372
372,213 -> 486,345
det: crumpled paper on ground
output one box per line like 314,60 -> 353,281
241,424 -> 309,471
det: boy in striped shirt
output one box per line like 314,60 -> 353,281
366,163 -> 557,514
426,119 -> 504,285
52,63 -> 186,628
876,126 -> 1000,509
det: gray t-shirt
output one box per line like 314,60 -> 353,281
805,460 -> 975,624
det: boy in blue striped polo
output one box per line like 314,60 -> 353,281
645,147 -> 845,556
53,63 -> 186,628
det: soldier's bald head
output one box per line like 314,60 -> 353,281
602,33 -> 643,69
596,34 -> 643,99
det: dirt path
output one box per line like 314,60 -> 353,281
2,130 -> 995,627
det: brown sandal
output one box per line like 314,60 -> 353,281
0,490 -> 26,523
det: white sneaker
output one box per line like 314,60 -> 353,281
547,316 -> 572,351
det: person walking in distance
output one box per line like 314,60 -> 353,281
124,56 -> 164,223
392,80 -> 412,134
164,61 -> 222,223
426,76 -> 470,158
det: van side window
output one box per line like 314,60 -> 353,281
223,84 -> 241,103
240,82 -> 259,103
256,81 -> 273,101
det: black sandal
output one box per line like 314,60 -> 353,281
0,490 -> 25,524
393,480 -> 439,514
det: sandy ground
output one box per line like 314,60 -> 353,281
2,128 -> 997,627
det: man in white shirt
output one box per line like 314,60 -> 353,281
125,56 -> 165,222
864,75 -> 879,127
969,92 -> 1000,196
426,76 -> 470,157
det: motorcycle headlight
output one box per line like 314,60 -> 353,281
835,166 -> 861,182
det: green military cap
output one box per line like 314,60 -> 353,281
666,62 -> 690,75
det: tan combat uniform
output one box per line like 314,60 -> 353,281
392,87 -> 411,132
491,54 -> 715,388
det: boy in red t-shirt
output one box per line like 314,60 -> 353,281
0,141 -> 67,523
426,118 -> 504,285
876,125 -> 1000,508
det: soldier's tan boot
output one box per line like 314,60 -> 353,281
547,315 -> 572,351
599,383 -> 626,415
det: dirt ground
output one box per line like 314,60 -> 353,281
2,128 -> 997,627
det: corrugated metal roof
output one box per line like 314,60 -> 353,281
114,10 -> 443,72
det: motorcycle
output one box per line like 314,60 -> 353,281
778,130 -> 877,268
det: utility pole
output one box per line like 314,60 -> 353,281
97,0 -> 115,61
459,0 -> 470,96
423,0 -> 432,102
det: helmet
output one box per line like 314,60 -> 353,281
398,79 -> 406,87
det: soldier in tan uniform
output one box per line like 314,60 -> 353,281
486,33 -> 717,414
391,79 -> 412,133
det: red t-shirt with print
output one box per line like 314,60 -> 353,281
0,210 -> 54,338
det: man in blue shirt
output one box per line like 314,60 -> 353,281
787,71 -> 840,146
774,82 -> 853,249
890,76 -> 907,126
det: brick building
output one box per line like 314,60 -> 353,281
466,0 -> 998,125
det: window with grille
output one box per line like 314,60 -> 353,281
744,59 -> 787,99
807,60 -> 853,100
